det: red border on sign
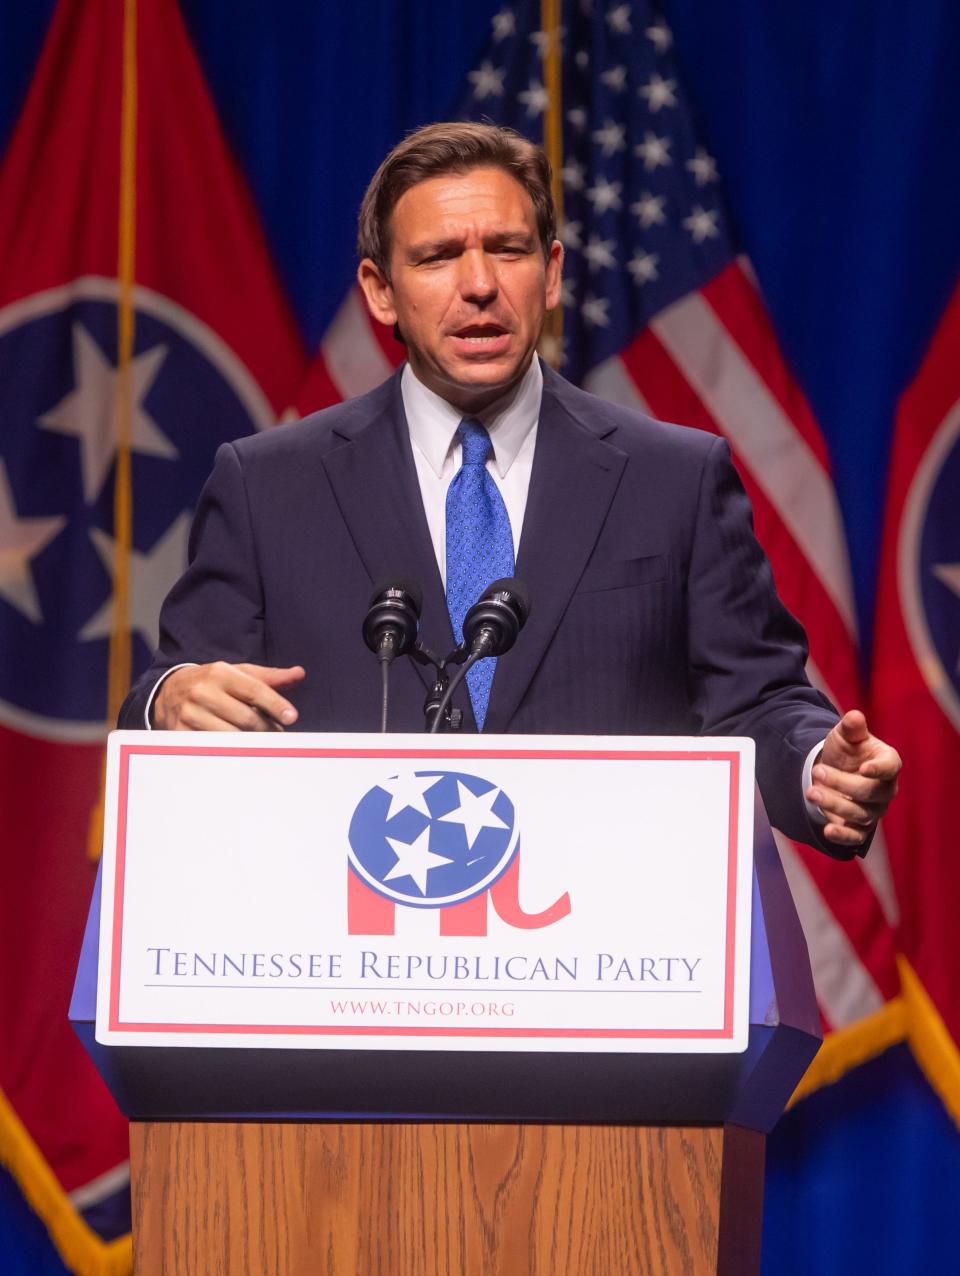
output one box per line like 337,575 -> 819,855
107,743 -> 743,1040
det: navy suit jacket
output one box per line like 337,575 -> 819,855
120,363 -> 846,855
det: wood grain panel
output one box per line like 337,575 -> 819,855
131,1120 -> 761,1275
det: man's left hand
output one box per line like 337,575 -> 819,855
806,709 -> 902,850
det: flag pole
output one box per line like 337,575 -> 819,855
540,0 -> 564,366
88,0 -> 138,860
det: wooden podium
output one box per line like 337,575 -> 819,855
71,739 -> 820,1275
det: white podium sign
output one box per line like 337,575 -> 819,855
96,732 -> 754,1054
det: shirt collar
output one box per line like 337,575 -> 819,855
401,356 -> 542,480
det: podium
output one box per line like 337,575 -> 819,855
71,733 -> 820,1275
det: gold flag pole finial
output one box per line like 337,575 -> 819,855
540,0 -> 564,367
88,0 -> 138,862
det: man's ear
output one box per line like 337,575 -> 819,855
544,239 -> 565,312
357,258 -> 397,327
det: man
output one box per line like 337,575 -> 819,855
120,122 -> 900,857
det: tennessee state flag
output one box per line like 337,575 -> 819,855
0,0 -> 307,1268
872,281 -> 960,1114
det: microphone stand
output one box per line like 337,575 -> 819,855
410,642 -> 464,734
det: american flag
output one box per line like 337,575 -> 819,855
304,0 -> 902,1045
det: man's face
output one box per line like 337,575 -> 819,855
358,166 -> 563,413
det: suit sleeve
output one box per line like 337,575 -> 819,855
685,437 -> 856,857
117,441 -> 266,727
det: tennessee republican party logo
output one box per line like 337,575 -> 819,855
346,770 -> 571,935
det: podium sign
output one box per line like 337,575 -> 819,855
96,732 -> 754,1054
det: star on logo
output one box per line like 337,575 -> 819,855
383,827 -> 453,896
630,192 -> 667,228
78,512 -> 191,648
468,60 -> 505,100
37,323 -> 177,503
683,205 -> 721,243
639,72 -> 678,112
0,462 -> 66,624
581,295 -> 611,328
592,119 -> 626,157
567,106 -> 588,132
628,250 -> 660,285
634,131 -> 673,171
585,177 -> 623,214
518,78 -> 550,117
378,772 -> 443,821
584,235 -> 618,272
438,780 -> 509,851
687,148 -> 719,186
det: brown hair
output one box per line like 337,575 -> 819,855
357,121 -> 557,274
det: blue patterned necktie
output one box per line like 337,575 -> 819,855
445,418 -> 515,729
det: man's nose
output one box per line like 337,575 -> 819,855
458,250 -> 497,302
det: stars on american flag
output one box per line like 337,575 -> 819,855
518,78 -> 550,116
683,205 -> 720,243
468,61 -> 505,99
638,72 -> 677,111
585,176 -> 623,214
455,0 -> 734,381
634,131 -> 672,170
631,191 -> 667,227
687,147 -> 719,185
592,119 -> 627,157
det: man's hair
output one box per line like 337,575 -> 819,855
357,121 -> 557,274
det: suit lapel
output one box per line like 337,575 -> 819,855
320,372 -> 458,701
483,367 -> 627,733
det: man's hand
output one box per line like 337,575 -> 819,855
806,709 -> 901,849
152,662 -> 306,731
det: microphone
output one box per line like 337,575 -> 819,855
428,579 -> 531,734
362,579 -> 422,734
462,577 -> 531,659
362,579 -> 422,665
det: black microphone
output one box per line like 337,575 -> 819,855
428,579 -> 531,734
362,579 -> 423,665
462,577 -> 531,659
363,579 -> 422,734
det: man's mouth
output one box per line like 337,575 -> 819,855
452,323 -> 510,345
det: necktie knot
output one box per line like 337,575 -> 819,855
457,418 -> 493,468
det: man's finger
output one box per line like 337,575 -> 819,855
806,786 -> 880,828
173,701 -> 251,733
859,747 -> 902,782
812,762 -> 894,803
822,821 -> 869,848
236,663 -> 306,688
215,663 -> 301,726
836,708 -> 870,744
193,679 -> 285,731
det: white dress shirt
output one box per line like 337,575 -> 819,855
401,356 -> 541,585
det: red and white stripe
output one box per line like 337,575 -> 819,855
302,265 -> 901,1032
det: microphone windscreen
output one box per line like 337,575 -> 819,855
485,577 -> 531,625
369,578 -> 423,615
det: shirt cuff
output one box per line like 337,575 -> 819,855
144,663 -> 197,728
802,738 -> 829,826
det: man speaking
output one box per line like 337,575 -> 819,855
119,122 -> 900,857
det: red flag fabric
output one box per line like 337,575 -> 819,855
872,281 -> 960,1115
0,0 -> 306,1265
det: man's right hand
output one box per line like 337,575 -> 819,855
151,662 -> 306,731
